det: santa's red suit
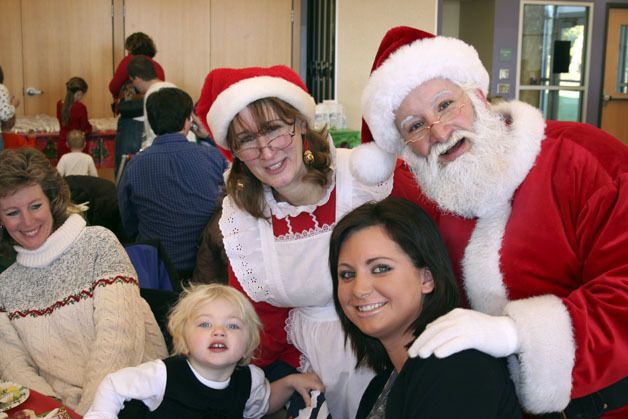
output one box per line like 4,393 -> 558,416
391,100 -> 628,417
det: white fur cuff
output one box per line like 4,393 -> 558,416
504,294 -> 575,413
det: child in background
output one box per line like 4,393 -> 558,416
1,65 -> 21,151
84,284 -> 325,419
56,77 -> 92,158
56,129 -> 98,177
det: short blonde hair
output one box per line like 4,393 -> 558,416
67,130 -> 86,150
167,284 -> 261,365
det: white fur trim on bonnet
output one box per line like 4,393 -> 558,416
207,76 -> 315,149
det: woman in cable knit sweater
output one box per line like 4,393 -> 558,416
0,148 -> 168,414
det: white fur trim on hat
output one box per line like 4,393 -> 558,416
349,142 -> 397,185
207,76 -> 316,148
362,36 -> 489,156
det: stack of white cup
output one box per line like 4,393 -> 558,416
315,100 -> 346,130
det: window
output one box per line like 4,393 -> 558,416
306,0 -> 336,103
517,1 -> 592,121
618,25 -> 628,94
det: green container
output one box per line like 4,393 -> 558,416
329,128 -> 361,149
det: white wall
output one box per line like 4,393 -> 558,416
336,0 -> 437,130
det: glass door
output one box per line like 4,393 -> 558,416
517,1 -> 593,121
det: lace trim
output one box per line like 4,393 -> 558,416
285,308 -> 296,346
263,136 -> 337,219
285,309 -> 311,373
263,174 -> 336,219
297,353 -> 311,374
221,209 -> 271,301
275,218 -> 334,242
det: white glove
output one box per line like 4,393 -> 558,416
408,308 -> 520,359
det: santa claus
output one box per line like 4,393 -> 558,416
352,26 -> 628,418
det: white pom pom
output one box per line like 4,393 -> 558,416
350,142 -> 397,185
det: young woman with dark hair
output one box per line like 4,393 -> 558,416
329,197 -> 521,418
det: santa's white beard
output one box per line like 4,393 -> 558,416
402,94 -> 518,218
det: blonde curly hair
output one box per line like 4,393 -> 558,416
167,283 -> 262,365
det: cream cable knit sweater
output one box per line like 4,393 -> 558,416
0,214 -> 168,414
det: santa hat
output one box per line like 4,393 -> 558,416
351,26 -> 489,184
196,65 -> 315,150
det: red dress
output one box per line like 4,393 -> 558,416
56,100 -> 92,158
227,191 -> 337,369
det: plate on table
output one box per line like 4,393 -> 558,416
0,382 -> 30,411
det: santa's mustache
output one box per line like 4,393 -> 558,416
426,129 -> 475,165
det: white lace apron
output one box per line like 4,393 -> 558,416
220,148 -> 392,419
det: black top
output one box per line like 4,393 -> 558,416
356,350 -> 522,419
148,356 -> 252,419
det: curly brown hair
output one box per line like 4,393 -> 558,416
124,32 -> 157,57
224,97 -> 332,219
0,148 -> 82,257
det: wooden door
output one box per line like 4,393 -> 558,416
20,0 -> 113,118
0,0 -> 25,117
210,0 -> 293,68
124,0 -> 293,103
123,0 -> 211,103
600,7 -> 628,145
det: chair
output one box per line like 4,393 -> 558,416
139,287 -> 179,353
125,240 -> 181,292
116,153 -> 134,185
65,175 -> 129,244
191,205 -> 228,284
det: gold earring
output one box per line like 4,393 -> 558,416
236,180 -> 245,191
303,150 -> 314,165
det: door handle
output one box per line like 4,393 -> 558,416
25,87 -> 43,96
603,93 -> 628,104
